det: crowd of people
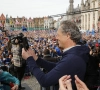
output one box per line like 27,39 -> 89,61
0,20 -> 100,90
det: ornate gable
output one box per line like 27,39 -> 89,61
0,14 -> 5,20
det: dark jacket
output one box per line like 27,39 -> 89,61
26,45 -> 89,90
43,55 -> 58,63
43,55 -> 58,74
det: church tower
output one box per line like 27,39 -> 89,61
68,0 -> 74,13
81,0 -> 84,11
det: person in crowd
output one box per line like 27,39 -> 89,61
43,48 -> 58,63
22,20 -> 89,90
54,43 -> 62,56
59,75 -> 89,90
11,33 -> 26,90
0,69 -> 19,90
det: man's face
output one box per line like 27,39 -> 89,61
56,27 -> 68,49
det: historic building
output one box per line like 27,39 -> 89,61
81,0 -> 100,30
44,16 -> 54,30
39,17 -> 44,30
0,14 -> 6,29
9,16 -> 15,28
9,16 -> 22,30
7,16 -> 45,30
21,16 -> 27,27
27,17 -> 34,30
66,0 -> 100,31
15,16 -> 22,29
33,17 -> 44,30
44,17 -> 48,29
48,16 -> 54,29
54,18 -> 62,29
8,16 -> 34,30
0,14 -> 54,31
66,0 -> 81,29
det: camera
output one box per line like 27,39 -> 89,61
11,33 -> 24,44
11,33 -> 29,51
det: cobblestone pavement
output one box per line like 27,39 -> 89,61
22,76 -> 40,90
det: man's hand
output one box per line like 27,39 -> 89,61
59,75 -> 72,90
22,48 -> 38,60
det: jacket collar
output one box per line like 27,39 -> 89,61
63,45 -> 81,53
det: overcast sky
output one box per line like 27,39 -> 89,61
0,0 -> 81,19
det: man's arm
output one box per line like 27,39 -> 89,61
36,57 -> 56,71
26,56 -> 79,87
22,48 -> 86,88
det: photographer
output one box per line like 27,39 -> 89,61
10,33 -> 27,90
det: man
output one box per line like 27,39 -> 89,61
22,20 -> 89,90
11,33 -> 26,90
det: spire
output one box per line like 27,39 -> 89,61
68,0 -> 74,13
69,0 -> 74,3
86,1 -> 88,7
78,4 -> 79,8
81,0 -> 84,5
81,0 -> 84,10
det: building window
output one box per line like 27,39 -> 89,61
93,2 -> 95,8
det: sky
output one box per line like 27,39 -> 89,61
0,0 -> 81,19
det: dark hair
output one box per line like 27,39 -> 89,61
60,20 -> 81,43
43,49 -> 50,55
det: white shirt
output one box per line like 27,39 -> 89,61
63,45 -> 81,53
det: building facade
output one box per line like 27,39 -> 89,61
54,18 -> 62,29
8,16 -> 34,30
33,17 -> 44,30
66,0 -> 100,31
0,14 -> 6,29
66,0 -> 81,29
81,0 -> 100,31
44,16 -> 54,30
27,17 -> 34,30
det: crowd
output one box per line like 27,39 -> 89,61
0,29 -> 62,90
0,20 -> 100,90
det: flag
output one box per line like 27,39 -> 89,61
15,19 -> 19,24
